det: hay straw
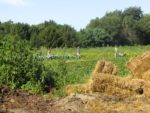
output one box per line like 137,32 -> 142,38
127,52 -> 150,79
92,60 -> 117,75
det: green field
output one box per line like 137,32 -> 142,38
37,45 -> 150,96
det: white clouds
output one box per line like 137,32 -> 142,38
0,0 -> 30,7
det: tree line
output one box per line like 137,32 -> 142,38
0,6 -> 150,48
0,20 -> 77,48
81,6 -> 150,47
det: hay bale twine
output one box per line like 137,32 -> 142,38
91,73 -> 119,93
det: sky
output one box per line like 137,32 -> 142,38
0,0 -> 149,31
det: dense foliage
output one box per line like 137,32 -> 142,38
0,36 -> 55,93
83,7 -> 150,46
0,20 -> 78,48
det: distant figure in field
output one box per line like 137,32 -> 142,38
114,46 -> 126,57
47,49 -> 52,58
77,46 -> 80,58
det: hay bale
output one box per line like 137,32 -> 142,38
92,60 -> 117,75
90,59 -> 150,97
92,61 -> 105,74
65,59 -> 150,97
90,71 -> 150,97
142,70 -> 150,81
141,80 -> 150,97
127,52 -> 150,79
91,73 -> 119,93
118,78 -> 150,97
90,73 -> 133,96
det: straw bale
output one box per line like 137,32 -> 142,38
65,58 -> 150,97
142,70 -> 150,81
118,78 -> 150,97
91,73 -> 118,93
92,60 -> 117,75
141,80 -> 150,97
127,52 -> 150,79
92,61 -> 105,74
90,73 -> 133,96
90,71 -> 150,97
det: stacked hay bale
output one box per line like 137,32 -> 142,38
65,52 -> 150,97
91,61 -> 119,94
126,52 -> 150,97
90,61 -> 137,97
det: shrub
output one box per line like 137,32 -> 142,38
0,35 -> 55,93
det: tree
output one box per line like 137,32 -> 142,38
123,7 -> 143,20
32,21 -> 78,48
78,29 -> 95,47
11,23 -> 31,40
136,14 -> 150,44
0,21 -> 13,37
122,7 -> 143,45
78,28 -> 112,47
86,17 -> 101,29
37,21 -> 61,48
30,25 -> 42,48
86,10 -> 123,45
59,25 -> 78,47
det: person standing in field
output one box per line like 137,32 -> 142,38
47,49 -> 52,58
114,46 -> 118,57
114,46 -> 126,57
77,46 -> 80,58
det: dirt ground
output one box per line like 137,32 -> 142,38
0,85 -> 56,113
1,87 -> 150,113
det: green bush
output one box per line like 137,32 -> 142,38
0,35 -> 55,93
